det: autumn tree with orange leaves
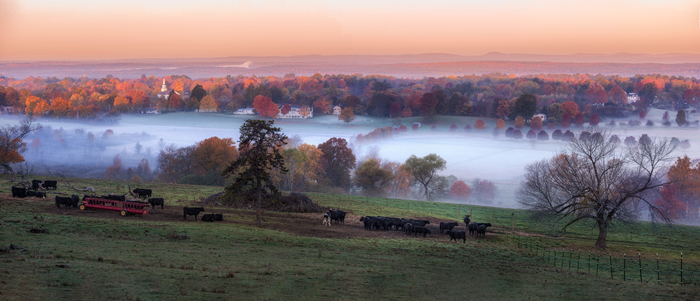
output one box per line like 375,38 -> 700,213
0,118 -> 41,175
253,95 -> 279,118
450,180 -> 472,200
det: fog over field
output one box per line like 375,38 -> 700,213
3,108 -> 699,208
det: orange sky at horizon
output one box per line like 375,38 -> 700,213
1,0 -> 699,61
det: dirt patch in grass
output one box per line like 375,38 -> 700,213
19,195 -> 499,242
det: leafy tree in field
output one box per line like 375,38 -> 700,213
390,102 -> 402,118
339,107 -> 355,123
474,119 -> 486,130
199,95 -> 218,112
518,132 -> 676,248
405,153 -> 446,200
560,113 -> 571,128
105,154 -> 124,180
50,97 -> 73,117
512,94 -> 537,120
530,116 -> 542,131
609,86 -> 628,105
589,113 -> 600,126
354,158 -> 395,196
561,101 -> 579,118
253,95 -> 279,118
573,113 -> 585,127
190,84 -> 207,102
280,104 -> 291,115
548,103 -> 564,122
450,180 -> 471,200
514,116 -> 525,129
676,110 -> 686,126
0,118 -> 40,175
419,92 -> 438,121
222,120 -> 288,225
471,179 -> 498,205
493,99 -> 510,119
496,118 -> 505,130
318,137 -> 356,189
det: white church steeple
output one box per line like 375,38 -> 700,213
161,78 -> 167,92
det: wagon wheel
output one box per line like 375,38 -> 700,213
79,204 -> 86,211
120,209 -> 128,217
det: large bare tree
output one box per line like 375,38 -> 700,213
518,132 -> 676,249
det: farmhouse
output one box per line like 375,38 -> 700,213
277,106 -> 313,119
332,106 -> 341,115
234,108 -> 256,115
627,93 -> 640,104
532,113 -> 546,121
140,108 -> 160,114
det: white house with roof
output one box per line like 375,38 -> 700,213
234,107 -> 256,115
627,93 -> 640,104
332,106 -> 341,115
532,114 -> 547,122
277,106 -> 313,119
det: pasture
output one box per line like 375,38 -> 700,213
1,178 -> 700,300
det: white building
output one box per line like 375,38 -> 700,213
332,106 -> 341,115
277,106 -> 313,119
233,108 -> 256,115
627,93 -> 640,104
157,79 -> 189,99
532,114 -> 547,122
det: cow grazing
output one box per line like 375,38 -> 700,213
25,191 -> 46,198
201,214 -> 215,222
414,226 -> 432,237
31,180 -> 44,190
132,188 -> 152,199
147,197 -> 164,209
446,230 -> 466,243
11,186 -> 27,198
183,207 -> 205,221
463,215 -> 471,226
439,222 -> 459,233
326,209 -> 346,224
55,195 -> 79,209
43,181 -> 58,190
323,213 -> 331,226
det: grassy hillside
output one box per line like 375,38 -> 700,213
1,178 -> 699,300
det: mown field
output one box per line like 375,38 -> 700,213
1,177 -> 699,300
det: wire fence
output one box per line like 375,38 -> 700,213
515,235 -> 698,286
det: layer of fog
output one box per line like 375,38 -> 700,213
2,108 -> 699,208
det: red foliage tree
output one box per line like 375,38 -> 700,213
474,119 -> 486,130
390,102 -> 402,118
526,129 -> 536,140
449,180 -> 471,200
280,103 -> 291,115
412,123 -> 419,131
560,113 -> 571,128
318,137 -> 356,189
639,110 -> 646,119
530,116 -> 542,131
399,125 -> 407,132
653,184 -> 686,220
573,113 -> 585,127
449,124 -> 457,132
253,95 -> 279,118
104,154 -> 124,180
589,113 -> 600,126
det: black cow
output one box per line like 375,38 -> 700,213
463,215 -> 471,226
43,181 -> 57,190
31,180 -> 43,190
414,226 -> 432,237
446,230 -> 466,243
183,207 -> 205,221
327,209 -> 346,224
439,222 -> 459,233
132,188 -> 152,199
26,191 -> 46,198
201,214 -> 215,222
147,197 -> 164,209
468,222 -> 478,236
476,223 -> 492,237
213,213 -> 223,221
404,223 -> 414,236
55,195 -> 79,209
11,186 -> 27,198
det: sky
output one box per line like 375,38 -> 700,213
0,0 -> 699,60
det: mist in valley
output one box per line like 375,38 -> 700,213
3,108 -> 700,209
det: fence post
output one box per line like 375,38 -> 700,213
569,249 -> 572,270
588,251 -> 591,274
512,213 -> 514,232
656,253 -> 660,283
458,206 -> 461,221
577,250 -> 581,272
492,213 -> 494,224
596,253 -> 600,276
470,208 -> 472,219
639,253 -> 642,283
681,252 -> 684,286
610,254 -> 613,280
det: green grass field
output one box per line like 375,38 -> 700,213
1,178 -> 699,300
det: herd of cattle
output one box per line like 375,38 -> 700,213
351,214 -> 493,243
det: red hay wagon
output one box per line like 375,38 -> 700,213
79,197 -> 149,216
